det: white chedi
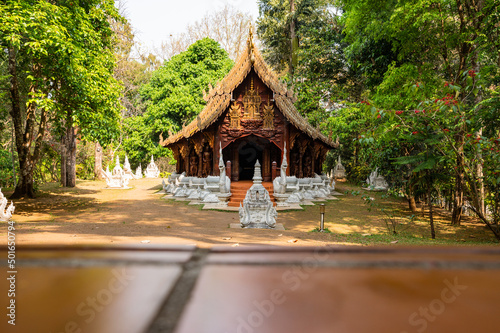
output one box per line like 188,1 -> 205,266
0,188 -> 15,222
333,156 -> 347,179
102,156 -> 130,189
123,155 -> 140,180
239,160 -> 277,229
135,164 -> 142,179
123,155 -> 131,172
144,156 -> 160,178
365,167 -> 389,191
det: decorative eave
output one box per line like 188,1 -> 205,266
160,28 -> 337,149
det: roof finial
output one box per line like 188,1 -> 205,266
248,23 -> 255,64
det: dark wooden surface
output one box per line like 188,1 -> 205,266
2,245 -> 499,333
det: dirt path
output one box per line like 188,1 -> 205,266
0,178 -> 495,247
1,179 -> 339,247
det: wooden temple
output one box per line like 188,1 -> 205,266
160,30 -> 337,182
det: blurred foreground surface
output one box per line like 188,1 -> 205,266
1,245 -> 499,333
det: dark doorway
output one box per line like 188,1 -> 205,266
238,140 -> 263,180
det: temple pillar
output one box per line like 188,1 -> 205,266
232,147 -> 239,181
311,151 -> 316,177
226,161 -> 231,182
299,152 -> 303,178
198,151 -> 203,177
263,146 -> 271,181
213,131 -> 220,176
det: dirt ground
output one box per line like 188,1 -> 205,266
0,178 -> 497,247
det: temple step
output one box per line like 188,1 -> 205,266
228,181 -> 275,207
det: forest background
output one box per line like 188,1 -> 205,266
0,0 -> 499,238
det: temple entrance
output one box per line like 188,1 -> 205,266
239,141 -> 263,180
223,135 -> 281,182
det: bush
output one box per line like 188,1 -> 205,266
0,149 -> 17,188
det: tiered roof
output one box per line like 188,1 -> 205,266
160,29 -> 335,148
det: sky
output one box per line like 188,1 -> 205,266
120,0 -> 260,51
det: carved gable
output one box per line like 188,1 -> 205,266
219,71 -> 284,149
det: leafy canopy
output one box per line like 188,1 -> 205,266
140,37 -> 233,132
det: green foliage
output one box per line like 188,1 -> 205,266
1,0 -> 123,144
122,115 -> 172,168
140,38 -> 233,132
76,142 -> 95,181
34,143 -> 60,184
373,63 -> 440,110
0,149 -> 16,188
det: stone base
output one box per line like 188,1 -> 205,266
104,186 -> 131,190
161,193 -> 336,211
362,187 -> 388,192
230,223 -> 285,230
217,193 -> 232,202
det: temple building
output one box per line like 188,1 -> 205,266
160,30 -> 337,182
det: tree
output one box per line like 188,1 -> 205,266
340,0 -> 500,225
257,0 -> 332,79
156,4 -> 252,62
0,0 -> 122,197
123,38 -> 233,167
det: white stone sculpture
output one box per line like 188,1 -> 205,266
144,156 -> 160,178
188,188 -> 204,200
102,156 -> 130,189
302,188 -> 315,200
272,144 -> 291,206
365,167 -> 389,191
163,172 -> 180,193
202,192 -> 220,203
239,160 -> 277,229
123,155 -> 140,180
273,143 -> 288,194
333,156 -> 347,179
271,145 -> 335,206
174,185 -> 189,197
123,155 -> 131,172
135,164 -> 142,179
217,142 -> 231,204
0,188 -> 15,222
286,192 -> 302,204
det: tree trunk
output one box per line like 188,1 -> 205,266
10,122 -> 17,187
12,156 -> 36,199
427,174 -> 436,239
61,122 -> 77,187
61,136 -> 67,187
452,128 -> 465,226
66,126 -> 77,187
408,196 -> 417,213
94,142 -> 103,180
452,170 -> 464,225
289,0 -> 297,80
8,49 -> 47,199
407,178 -> 418,212
476,128 -> 485,215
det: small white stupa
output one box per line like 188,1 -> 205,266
239,160 -> 277,229
144,156 -> 160,178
